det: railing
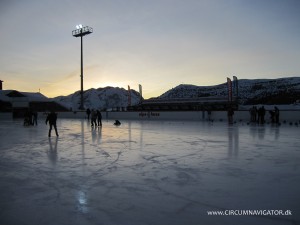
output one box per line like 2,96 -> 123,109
142,97 -> 237,105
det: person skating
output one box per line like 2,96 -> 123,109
86,108 -> 91,120
33,111 -> 38,126
91,109 -> 97,127
96,110 -> 102,126
258,106 -> 266,124
46,111 -> 59,137
269,110 -> 275,123
274,106 -> 280,124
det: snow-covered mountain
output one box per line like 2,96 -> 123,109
52,77 -> 300,110
158,77 -> 300,104
53,87 -> 142,110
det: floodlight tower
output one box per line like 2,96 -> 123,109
72,24 -> 93,110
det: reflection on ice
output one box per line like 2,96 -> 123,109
0,119 -> 299,225
77,189 -> 88,213
228,126 -> 239,157
47,137 -> 58,165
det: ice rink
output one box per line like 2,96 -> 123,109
0,118 -> 299,225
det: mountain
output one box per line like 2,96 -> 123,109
158,77 -> 300,105
53,86 -> 142,110
52,77 -> 300,110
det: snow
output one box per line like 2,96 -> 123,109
158,77 -> 300,104
53,87 -> 141,110
20,92 -> 49,101
0,90 -> 49,102
0,119 -> 299,225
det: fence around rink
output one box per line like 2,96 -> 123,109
2,110 -> 299,123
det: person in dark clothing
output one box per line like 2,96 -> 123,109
24,110 -> 31,126
254,106 -> 258,122
46,112 -> 59,137
249,106 -> 257,123
269,110 -> 275,123
207,110 -> 212,122
90,109 -> 97,127
33,111 -> 38,125
274,106 -> 280,124
114,120 -> 121,126
258,106 -> 266,124
261,106 -> 266,124
96,110 -> 102,126
86,108 -> 91,120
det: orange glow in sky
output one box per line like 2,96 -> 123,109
0,0 -> 299,99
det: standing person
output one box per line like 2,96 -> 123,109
29,110 -> 34,125
96,110 -> 102,126
24,110 -> 31,126
33,111 -> 38,126
250,106 -> 257,123
207,110 -> 212,122
253,106 -> 258,123
249,106 -> 254,122
261,106 -> 266,124
274,106 -> 280,124
269,110 -> 275,123
258,106 -> 266,124
86,108 -> 91,120
46,111 -> 59,137
257,107 -> 262,124
91,109 -> 97,127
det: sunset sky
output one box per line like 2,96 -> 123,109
0,0 -> 299,98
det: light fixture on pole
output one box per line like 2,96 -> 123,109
72,24 -> 93,110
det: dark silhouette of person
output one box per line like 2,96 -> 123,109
86,108 -> 91,120
207,110 -> 212,122
114,120 -> 121,126
96,110 -> 102,126
274,106 -> 280,124
91,109 -> 97,127
249,106 -> 257,123
258,106 -> 266,124
33,111 -> 38,125
24,110 -> 31,126
28,110 -> 33,125
46,111 -> 59,137
269,110 -> 275,123
254,106 -> 258,122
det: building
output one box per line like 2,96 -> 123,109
127,97 -> 238,111
0,90 -> 69,118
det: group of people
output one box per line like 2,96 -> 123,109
24,110 -> 38,126
45,108 -> 105,138
86,108 -> 102,127
23,108 -> 122,137
86,108 -> 121,126
24,110 -> 58,137
249,106 -> 280,124
269,106 -> 280,124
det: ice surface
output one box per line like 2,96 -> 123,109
0,119 -> 299,225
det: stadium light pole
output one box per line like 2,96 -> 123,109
72,24 -> 93,110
